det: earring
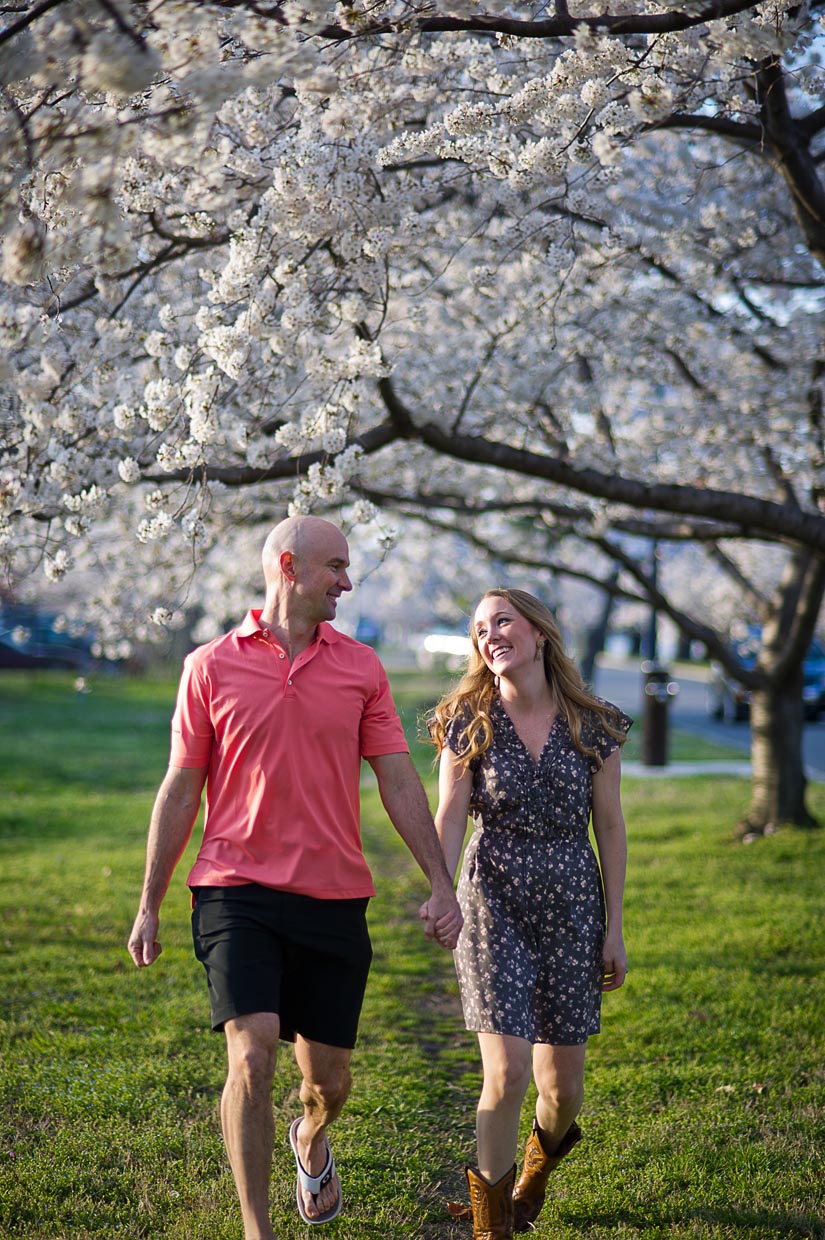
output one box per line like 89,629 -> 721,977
535,639 -> 546,661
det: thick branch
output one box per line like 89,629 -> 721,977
652,111 -> 763,146
756,58 -> 825,267
314,0 -> 761,43
409,417 -> 825,552
764,552 -> 825,680
370,376 -> 825,549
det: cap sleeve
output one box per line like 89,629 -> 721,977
582,699 -> 633,773
443,705 -> 481,769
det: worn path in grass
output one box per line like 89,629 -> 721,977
0,671 -> 823,1238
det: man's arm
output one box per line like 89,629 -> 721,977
366,751 -> 463,950
127,764 -> 208,967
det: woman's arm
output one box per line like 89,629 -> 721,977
591,748 -> 628,991
434,745 -> 474,882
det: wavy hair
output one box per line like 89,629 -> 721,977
428,588 -> 627,771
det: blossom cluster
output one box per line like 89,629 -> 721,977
0,0 -> 821,642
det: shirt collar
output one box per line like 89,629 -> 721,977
236,610 -> 341,645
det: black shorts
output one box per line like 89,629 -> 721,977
191,884 -> 372,1047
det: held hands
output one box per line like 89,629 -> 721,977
419,889 -> 463,951
127,909 -> 162,968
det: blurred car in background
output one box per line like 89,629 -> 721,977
708,630 -> 825,722
354,616 -> 382,647
0,602 -> 95,671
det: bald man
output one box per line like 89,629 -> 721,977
128,517 -> 462,1239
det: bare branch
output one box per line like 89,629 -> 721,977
708,544 -> 771,616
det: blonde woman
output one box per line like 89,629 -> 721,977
430,589 -> 631,1240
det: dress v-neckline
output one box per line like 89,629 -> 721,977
497,699 -> 561,767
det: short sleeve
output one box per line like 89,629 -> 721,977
169,652 -> 214,767
359,656 -> 409,756
442,706 -> 481,770
582,699 -> 633,773
443,712 -> 465,755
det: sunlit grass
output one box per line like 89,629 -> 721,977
1,670 -> 823,1238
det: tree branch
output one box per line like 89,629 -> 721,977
370,499 -> 649,603
141,419 -> 398,485
313,0 -> 763,43
756,57 -> 825,267
408,417 -> 825,552
651,111 -> 763,146
592,534 -> 763,676
707,544 -> 771,616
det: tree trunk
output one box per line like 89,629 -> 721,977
741,681 -> 819,836
580,573 -> 619,686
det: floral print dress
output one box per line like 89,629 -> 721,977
446,697 -> 631,1045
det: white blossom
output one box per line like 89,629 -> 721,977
44,549 -> 72,582
118,458 -> 142,483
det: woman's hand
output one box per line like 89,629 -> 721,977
601,931 -> 628,991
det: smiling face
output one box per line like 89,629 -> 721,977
472,594 -> 543,680
293,523 -> 352,624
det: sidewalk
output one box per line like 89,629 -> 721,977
623,759 -> 825,782
622,759 -> 752,778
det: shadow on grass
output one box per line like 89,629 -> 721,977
568,1205 -> 822,1238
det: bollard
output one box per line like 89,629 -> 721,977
641,661 -> 679,766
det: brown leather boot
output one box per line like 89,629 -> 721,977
512,1119 -> 582,1233
465,1163 -> 516,1240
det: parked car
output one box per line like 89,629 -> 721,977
708,631 -> 825,722
354,616 -> 382,647
0,602 -> 94,671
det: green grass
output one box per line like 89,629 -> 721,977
1,670 -> 824,1239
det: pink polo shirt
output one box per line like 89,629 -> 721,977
171,610 -> 408,899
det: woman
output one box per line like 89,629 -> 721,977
430,589 -> 630,1239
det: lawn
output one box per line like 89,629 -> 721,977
0,670 -> 823,1239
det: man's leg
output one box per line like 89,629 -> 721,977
291,1035 -> 353,1221
221,1011 -> 281,1240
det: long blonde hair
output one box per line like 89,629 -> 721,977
428,588 -> 627,770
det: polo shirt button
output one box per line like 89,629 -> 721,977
288,679 -> 293,685
262,629 -> 269,637
279,653 -> 285,659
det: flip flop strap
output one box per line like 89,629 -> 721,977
296,1145 -> 334,1196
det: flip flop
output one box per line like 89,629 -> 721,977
288,1116 -> 343,1225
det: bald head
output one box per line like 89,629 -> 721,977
262,516 -> 347,581
261,516 -> 352,627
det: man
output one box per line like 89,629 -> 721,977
127,516 -> 462,1239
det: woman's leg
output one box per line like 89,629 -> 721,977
531,1042 -> 586,1147
475,1032 -> 533,1182
511,1043 -> 587,1233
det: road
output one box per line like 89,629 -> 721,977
592,657 -> 825,780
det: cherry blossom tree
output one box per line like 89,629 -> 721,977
2,0 -> 825,831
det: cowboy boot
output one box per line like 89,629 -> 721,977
465,1163 -> 516,1240
512,1119 -> 582,1233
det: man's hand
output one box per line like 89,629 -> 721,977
419,889 -> 463,951
127,909 -> 162,968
